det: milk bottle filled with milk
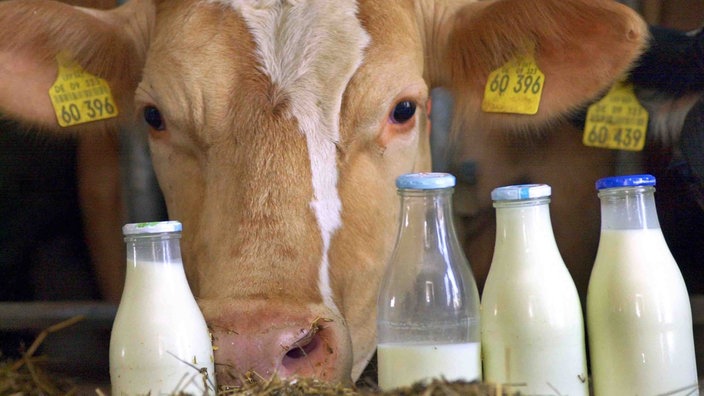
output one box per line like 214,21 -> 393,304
376,173 -> 481,390
481,184 -> 588,395
587,174 -> 698,395
110,221 -> 216,395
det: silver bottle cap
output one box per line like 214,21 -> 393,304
396,172 -> 456,190
491,184 -> 551,201
122,221 -> 182,235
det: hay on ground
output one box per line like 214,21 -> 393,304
1,316 -> 84,395
1,316 -> 508,395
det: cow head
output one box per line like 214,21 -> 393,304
0,0 -> 647,386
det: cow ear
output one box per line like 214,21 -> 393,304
435,0 -> 648,131
0,0 -> 153,133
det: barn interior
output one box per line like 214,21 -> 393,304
0,0 -> 703,393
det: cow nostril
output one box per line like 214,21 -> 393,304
283,333 -> 321,361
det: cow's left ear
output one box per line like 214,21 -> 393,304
428,0 -> 649,131
0,0 -> 153,133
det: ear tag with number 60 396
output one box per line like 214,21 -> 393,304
482,53 -> 545,115
582,81 -> 648,151
49,53 -> 119,127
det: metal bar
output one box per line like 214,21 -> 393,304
0,301 -> 116,331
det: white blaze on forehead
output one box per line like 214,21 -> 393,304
209,0 -> 370,312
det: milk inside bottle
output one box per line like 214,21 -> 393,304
481,184 -> 588,396
110,221 -> 216,395
587,174 -> 698,395
376,173 -> 481,390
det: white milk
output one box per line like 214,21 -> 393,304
110,260 -> 216,395
482,197 -> 588,396
377,342 -> 481,390
587,229 -> 698,395
481,337 -> 588,395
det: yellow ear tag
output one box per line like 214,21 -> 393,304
583,81 -> 648,151
49,54 -> 119,127
482,53 -> 545,115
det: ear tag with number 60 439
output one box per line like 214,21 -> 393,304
49,53 -> 119,127
582,81 -> 648,151
482,53 -> 545,115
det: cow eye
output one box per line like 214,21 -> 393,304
390,100 -> 416,124
143,106 -> 165,131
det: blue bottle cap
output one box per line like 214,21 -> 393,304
491,184 -> 552,201
595,174 -> 656,190
396,172 -> 456,189
122,221 -> 182,235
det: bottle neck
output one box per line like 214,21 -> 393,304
493,197 -> 554,244
396,188 -> 457,246
124,232 -> 183,265
598,186 -> 661,230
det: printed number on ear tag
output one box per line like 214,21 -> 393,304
49,53 -> 119,127
583,81 -> 648,151
482,53 -> 545,115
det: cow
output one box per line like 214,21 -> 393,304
442,23 -> 704,307
0,0 -> 648,387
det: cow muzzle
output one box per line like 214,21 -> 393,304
198,298 -> 353,388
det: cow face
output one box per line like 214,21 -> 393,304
136,0 -> 431,383
0,0 -> 647,386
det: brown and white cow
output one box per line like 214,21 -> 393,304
0,0 -> 647,386
447,22 -> 704,304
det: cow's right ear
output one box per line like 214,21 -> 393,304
0,0 -> 153,133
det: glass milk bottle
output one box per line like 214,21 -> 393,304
110,221 -> 216,395
481,184 -> 588,396
376,172 -> 481,391
587,174 -> 698,395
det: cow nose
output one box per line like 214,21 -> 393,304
283,326 -> 324,365
212,319 -> 343,386
201,301 -> 352,388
